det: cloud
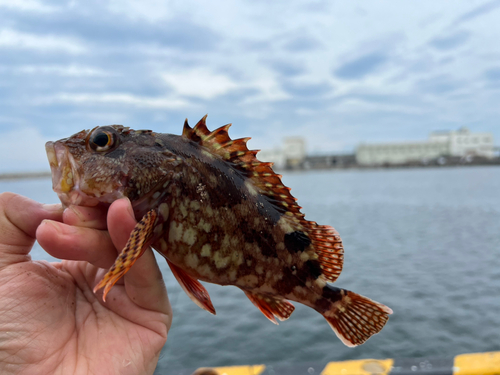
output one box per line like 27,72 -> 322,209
282,34 -> 321,52
334,52 -> 388,80
484,67 -> 500,81
239,75 -> 290,104
36,93 -> 190,109
1,0 -> 500,170
430,30 -> 471,50
0,126 -> 50,173
262,59 -> 305,77
3,7 -> 220,52
0,28 -> 86,54
282,81 -> 333,98
106,0 -> 172,23
483,67 -> 500,88
454,0 -> 500,24
415,75 -> 461,95
15,64 -> 110,77
0,0 -> 58,13
161,69 -> 239,100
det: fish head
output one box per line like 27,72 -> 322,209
46,125 -> 178,209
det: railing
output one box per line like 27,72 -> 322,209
167,351 -> 500,375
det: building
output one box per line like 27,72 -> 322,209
283,137 -> 306,168
258,137 -> 306,169
430,127 -> 495,158
356,127 -> 495,166
257,147 -> 287,169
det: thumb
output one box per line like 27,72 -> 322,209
0,193 -> 62,267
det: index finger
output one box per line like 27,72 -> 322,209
63,205 -> 108,230
0,192 -> 62,267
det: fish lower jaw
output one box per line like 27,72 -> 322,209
57,188 -> 125,208
57,190 -> 100,207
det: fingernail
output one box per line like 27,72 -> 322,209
42,203 -> 63,213
43,220 -> 78,235
68,206 -> 85,221
41,220 -> 61,234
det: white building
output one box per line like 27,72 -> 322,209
283,137 -> 306,167
257,147 -> 286,169
257,137 -> 306,169
356,127 -> 495,166
430,127 -> 495,158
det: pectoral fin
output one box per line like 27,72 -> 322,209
93,209 -> 158,301
243,290 -> 295,324
167,259 -> 216,315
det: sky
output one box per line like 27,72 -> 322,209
1,0 -> 500,172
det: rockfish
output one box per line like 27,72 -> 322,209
45,116 -> 392,346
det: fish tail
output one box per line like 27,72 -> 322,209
318,284 -> 393,347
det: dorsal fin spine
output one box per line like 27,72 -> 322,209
183,115 -> 309,226
182,118 -> 192,139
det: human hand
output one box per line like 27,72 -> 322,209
0,193 -> 172,375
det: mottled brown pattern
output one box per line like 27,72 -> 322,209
46,116 -> 392,347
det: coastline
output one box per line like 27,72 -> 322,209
0,171 -> 52,181
2,159 -> 500,180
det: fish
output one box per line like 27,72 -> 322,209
45,116 -> 392,347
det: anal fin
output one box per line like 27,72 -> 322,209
167,259 -> 216,315
243,290 -> 295,324
93,209 -> 158,301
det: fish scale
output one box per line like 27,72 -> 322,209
46,115 -> 392,347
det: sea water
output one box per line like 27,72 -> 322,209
1,166 -> 499,371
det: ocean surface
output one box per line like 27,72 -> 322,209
1,166 -> 499,372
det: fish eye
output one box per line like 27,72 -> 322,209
88,128 -> 119,152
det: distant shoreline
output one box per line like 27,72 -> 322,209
2,160 -> 500,181
0,171 -> 52,181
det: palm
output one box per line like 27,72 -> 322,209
0,193 -> 171,375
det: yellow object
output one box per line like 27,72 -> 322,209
321,358 -> 393,375
454,352 -> 500,375
60,166 -> 73,193
194,364 -> 266,375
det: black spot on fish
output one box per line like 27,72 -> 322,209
304,259 -> 322,280
242,228 -> 256,245
282,259 -> 323,295
257,231 -> 278,258
315,284 -> 344,312
242,228 -> 278,258
284,231 -> 311,253
280,267 -> 298,295
280,260 -> 322,296
322,284 -> 343,302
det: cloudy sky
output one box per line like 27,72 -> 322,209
1,0 -> 500,172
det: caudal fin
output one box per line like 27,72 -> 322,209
321,287 -> 393,347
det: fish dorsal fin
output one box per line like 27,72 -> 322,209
183,116 -> 344,284
182,116 -> 304,218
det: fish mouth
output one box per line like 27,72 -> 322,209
45,141 -> 100,207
